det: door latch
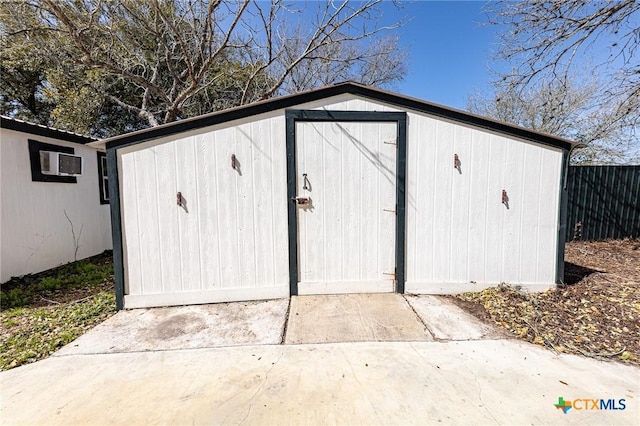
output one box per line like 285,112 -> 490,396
291,196 -> 311,206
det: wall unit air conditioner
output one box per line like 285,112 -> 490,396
40,151 -> 83,176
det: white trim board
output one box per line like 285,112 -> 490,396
405,282 -> 556,295
298,281 -> 394,295
124,286 -> 290,309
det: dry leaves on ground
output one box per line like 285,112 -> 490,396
455,239 -> 640,365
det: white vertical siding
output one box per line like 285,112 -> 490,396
235,123 -> 257,288
155,141 -> 181,294
405,111 -> 562,293
467,131 -> 491,282
118,113 -> 290,308
116,94 -> 563,307
295,121 -> 397,294
450,125 -> 473,281
432,121 -> 455,282
538,148 -> 563,281
119,151 -> 141,294
197,131 -> 220,291
214,127 -> 240,288
177,135 -> 202,292
519,144 -> 544,282
483,133 -> 507,283
0,129 -> 112,282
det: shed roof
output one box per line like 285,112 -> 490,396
90,82 -> 577,151
0,116 -> 95,145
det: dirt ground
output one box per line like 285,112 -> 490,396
452,239 -> 640,365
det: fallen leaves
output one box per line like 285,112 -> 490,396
456,239 -> 640,365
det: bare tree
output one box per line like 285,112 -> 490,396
467,77 -> 638,164
487,0 -> 639,154
1,0 -> 407,132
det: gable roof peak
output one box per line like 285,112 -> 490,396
91,83 -> 576,151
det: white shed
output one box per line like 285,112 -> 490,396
1,117 -> 112,282
91,83 -> 575,310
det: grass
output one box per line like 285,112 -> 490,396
1,254 -> 114,309
1,241 -> 637,371
0,252 -> 116,371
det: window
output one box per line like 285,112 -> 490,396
28,139 -> 77,183
97,152 -> 109,204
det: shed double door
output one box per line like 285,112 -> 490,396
294,120 -> 397,294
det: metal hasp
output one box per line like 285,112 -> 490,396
302,173 -> 310,191
177,192 -> 183,207
291,196 -> 311,206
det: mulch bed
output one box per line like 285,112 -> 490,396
453,239 -> 640,365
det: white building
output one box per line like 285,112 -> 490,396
1,117 -> 112,282
91,83 -> 575,310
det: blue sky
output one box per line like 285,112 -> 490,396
379,1 -> 499,110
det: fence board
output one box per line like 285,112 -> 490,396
566,165 -> 640,241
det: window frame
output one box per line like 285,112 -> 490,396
97,151 -> 109,204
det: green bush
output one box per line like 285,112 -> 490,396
38,277 -> 63,291
0,288 -> 32,310
1,253 -> 113,311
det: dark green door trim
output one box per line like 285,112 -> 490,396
106,148 -> 125,310
285,109 -> 408,295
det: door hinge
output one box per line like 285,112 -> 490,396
383,206 -> 397,215
383,268 -> 396,280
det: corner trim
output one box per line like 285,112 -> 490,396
285,113 -> 298,296
556,150 -> 569,285
106,148 -> 124,310
395,115 -> 407,293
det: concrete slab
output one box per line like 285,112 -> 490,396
54,299 -> 290,355
2,340 -> 638,425
285,294 -> 431,344
406,295 -> 509,341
